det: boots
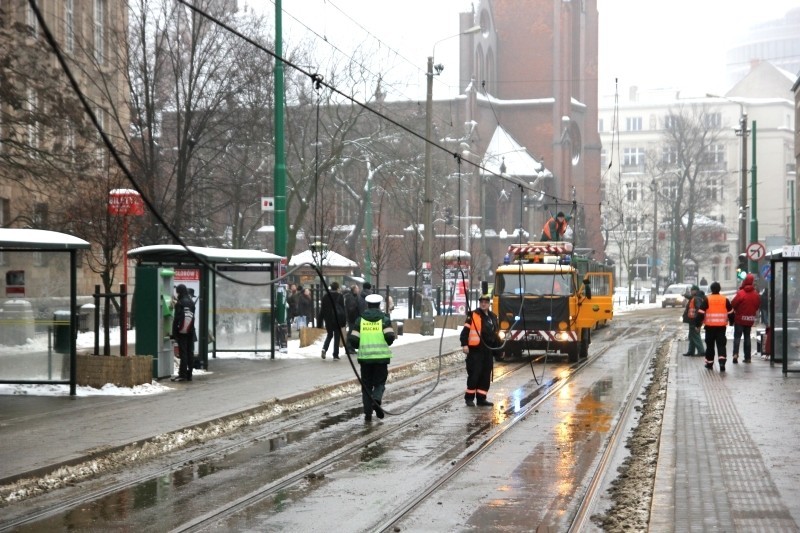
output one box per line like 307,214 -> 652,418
476,394 -> 493,407
464,393 -> 475,407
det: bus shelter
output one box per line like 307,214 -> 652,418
769,246 -> 800,375
128,246 -> 282,374
0,229 -> 90,395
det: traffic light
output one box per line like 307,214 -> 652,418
737,253 -> 747,280
444,207 -> 453,225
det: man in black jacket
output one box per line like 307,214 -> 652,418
171,284 -> 196,382
319,281 -> 346,360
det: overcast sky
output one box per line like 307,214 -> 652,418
248,1 -> 797,102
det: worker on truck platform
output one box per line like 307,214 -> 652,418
541,211 -> 569,241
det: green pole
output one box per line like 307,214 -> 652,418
365,177 -> 373,283
749,121 -> 758,274
274,0 -> 287,323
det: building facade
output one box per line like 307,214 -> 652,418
599,62 -> 796,290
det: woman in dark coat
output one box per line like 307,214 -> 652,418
296,287 -> 315,328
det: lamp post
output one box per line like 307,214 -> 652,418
707,94 -> 748,258
423,25 -> 481,281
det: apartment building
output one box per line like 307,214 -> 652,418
599,61 -> 796,290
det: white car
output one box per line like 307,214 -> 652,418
662,283 -> 692,308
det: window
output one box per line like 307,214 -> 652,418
664,115 -> 678,130
662,145 -> 677,165
65,0 -> 75,54
623,147 -> 645,167
704,144 -> 725,165
600,149 -> 607,171
705,112 -> 721,129
707,178 -> 724,201
626,117 -> 642,131
625,181 -> 639,202
27,3 -> 39,37
598,118 -> 604,132
26,89 -> 39,150
94,0 -> 106,65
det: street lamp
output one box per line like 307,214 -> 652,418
423,24 -> 481,284
707,94 -> 749,258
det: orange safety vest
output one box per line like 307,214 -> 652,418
467,311 -> 483,347
542,217 -> 566,240
687,297 -> 697,319
703,294 -> 729,327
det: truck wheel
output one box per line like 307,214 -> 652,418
567,342 -> 579,363
580,329 -> 590,358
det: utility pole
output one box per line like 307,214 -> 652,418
651,180 -> 659,292
273,0 -> 287,324
749,121 -> 758,273
423,56 -> 434,282
737,112 -> 748,258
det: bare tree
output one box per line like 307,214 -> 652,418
656,104 -> 728,282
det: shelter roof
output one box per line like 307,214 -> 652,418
128,245 -> 282,264
0,228 -> 90,250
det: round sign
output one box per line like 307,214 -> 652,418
746,242 -> 765,261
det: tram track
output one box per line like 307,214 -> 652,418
3,319 -> 667,532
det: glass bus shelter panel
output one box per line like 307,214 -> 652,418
773,262 -> 784,364
782,261 -> 800,374
0,251 -> 74,381
214,267 -> 272,353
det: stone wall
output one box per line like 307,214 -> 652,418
77,355 -> 152,388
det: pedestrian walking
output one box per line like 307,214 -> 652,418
296,287 -> 314,329
345,284 -> 361,330
358,281 -> 372,315
697,281 -> 734,372
171,284 -> 196,382
286,283 -> 300,334
681,285 -> 706,356
319,281 -> 347,360
347,293 -> 395,422
460,294 -> 501,406
731,273 -> 761,363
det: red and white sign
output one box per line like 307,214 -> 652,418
261,197 -> 275,212
746,242 -> 766,261
108,189 -> 144,216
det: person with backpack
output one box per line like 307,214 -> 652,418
319,281 -> 347,360
171,284 -> 196,382
681,285 -> 706,356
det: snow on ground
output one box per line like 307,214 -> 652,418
0,324 -> 460,398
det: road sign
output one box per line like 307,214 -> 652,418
746,242 -> 766,261
760,263 -> 771,281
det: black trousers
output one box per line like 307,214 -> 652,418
704,326 -> 727,365
360,363 -> 388,415
465,348 -> 493,401
176,334 -> 194,377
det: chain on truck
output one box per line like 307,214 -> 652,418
492,241 -> 614,362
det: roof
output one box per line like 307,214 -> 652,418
128,245 -> 282,264
480,126 -> 553,180
289,249 -> 357,268
0,228 -> 90,250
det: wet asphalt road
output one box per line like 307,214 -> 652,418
5,312 -> 680,532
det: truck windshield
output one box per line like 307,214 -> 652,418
496,273 -> 573,296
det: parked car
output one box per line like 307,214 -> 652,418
662,283 -> 692,308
